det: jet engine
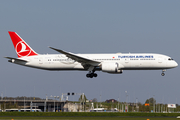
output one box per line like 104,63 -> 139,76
101,62 -> 123,74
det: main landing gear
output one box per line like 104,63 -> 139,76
161,69 -> 166,76
86,66 -> 98,78
86,72 -> 98,78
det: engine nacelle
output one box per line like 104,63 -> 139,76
101,62 -> 123,74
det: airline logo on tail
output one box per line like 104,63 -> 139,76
8,31 -> 38,57
16,41 -> 31,57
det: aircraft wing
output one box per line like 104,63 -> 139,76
49,47 -> 100,66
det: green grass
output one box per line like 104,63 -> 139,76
1,112 -> 180,117
0,117 -> 178,120
0,112 -> 180,120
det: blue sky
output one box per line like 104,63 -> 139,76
1,0 -> 180,104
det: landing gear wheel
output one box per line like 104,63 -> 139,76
90,73 -> 93,78
161,69 -> 166,76
93,73 -> 97,77
86,73 -> 93,78
161,73 -> 165,76
86,73 -> 98,78
86,74 -> 90,78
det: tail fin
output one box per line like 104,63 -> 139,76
8,31 -> 38,57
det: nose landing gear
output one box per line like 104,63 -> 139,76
161,73 -> 165,76
161,69 -> 166,76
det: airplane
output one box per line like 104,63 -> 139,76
5,31 -> 178,78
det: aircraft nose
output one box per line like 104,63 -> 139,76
167,61 -> 178,68
175,61 -> 178,67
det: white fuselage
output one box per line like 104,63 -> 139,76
12,53 -> 178,71
7,31 -> 178,78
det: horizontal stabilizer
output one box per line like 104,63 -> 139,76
4,57 -> 28,63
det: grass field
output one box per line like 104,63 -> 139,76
0,112 -> 180,120
0,117 -> 178,120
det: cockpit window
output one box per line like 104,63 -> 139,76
168,58 -> 174,60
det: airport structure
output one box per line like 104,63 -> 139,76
0,93 -> 89,112
0,99 -> 66,112
0,93 -> 179,113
